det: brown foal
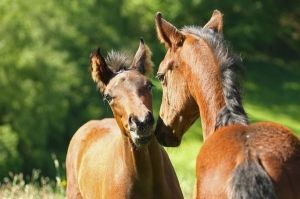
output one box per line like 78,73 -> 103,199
154,10 -> 300,199
66,40 -> 183,199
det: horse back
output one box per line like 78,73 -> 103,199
196,122 -> 300,199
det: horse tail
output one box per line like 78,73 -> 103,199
228,156 -> 277,199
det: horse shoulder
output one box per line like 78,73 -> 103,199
67,118 -> 119,168
66,118 -> 124,198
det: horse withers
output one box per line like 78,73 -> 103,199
154,10 -> 300,199
66,39 -> 183,199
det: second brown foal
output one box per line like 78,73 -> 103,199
154,10 -> 300,199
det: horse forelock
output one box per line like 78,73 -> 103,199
105,50 -> 132,73
181,26 -> 249,129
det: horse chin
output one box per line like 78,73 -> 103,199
130,130 -> 153,148
155,117 -> 181,147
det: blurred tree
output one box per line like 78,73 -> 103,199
0,0 -> 82,177
0,125 -> 20,176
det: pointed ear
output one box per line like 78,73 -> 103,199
203,10 -> 223,33
131,38 -> 153,76
155,12 -> 185,48
90,48 -> 114,92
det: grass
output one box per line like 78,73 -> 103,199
0,155 -> 66,199
0,58 -> 299,198
166,121 -> 202,198
0,170 -> 65,199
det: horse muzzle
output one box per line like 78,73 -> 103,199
128,112 -> 154,147
155,117 -> 181,147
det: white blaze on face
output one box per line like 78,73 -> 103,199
113,72 -> 128,88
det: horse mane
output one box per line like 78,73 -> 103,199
105,50 -> 133,73
182,26 -> 249,129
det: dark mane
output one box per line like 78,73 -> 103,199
105,50 -> 132,73
182,26 -> 249,129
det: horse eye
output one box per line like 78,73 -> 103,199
103,94 -> 113,103
156,73 -> 165,82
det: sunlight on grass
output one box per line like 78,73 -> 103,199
245,103 -> 300,134
165,121 -> 203,199
166,139 -> 201,198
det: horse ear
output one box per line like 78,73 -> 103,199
90,48 -> 114,92
155,12 -> 185,48
131,38 -> 153,76
203,10 -> 223,33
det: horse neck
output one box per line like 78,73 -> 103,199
186,45 -> 225,140
120,136 -> 165,192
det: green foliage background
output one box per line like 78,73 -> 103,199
0,0 -> 299,197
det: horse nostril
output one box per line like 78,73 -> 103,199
129,113 -> 154,131
129,115 -> 133,125
129,115 -> 140,129
145,112 -> 154,126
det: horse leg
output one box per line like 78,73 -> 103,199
66,185 -> 82,199
66,160 -> 82,199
